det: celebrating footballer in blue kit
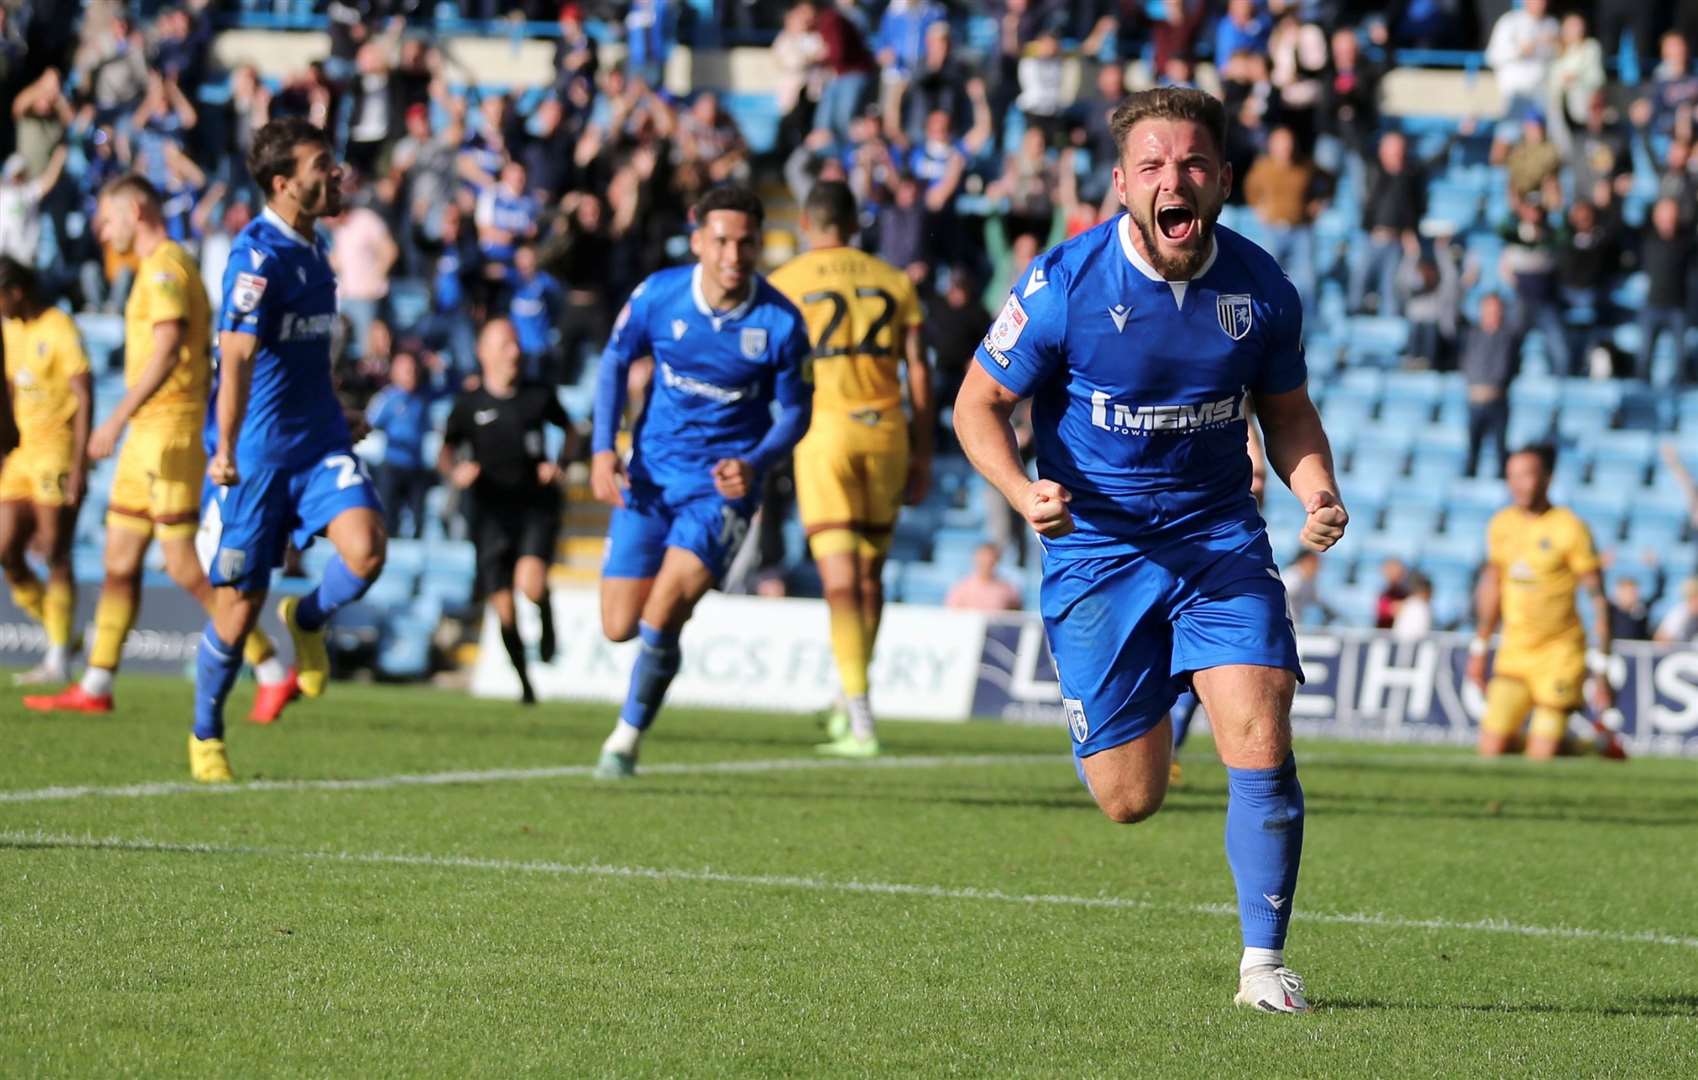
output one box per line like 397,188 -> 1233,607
954,88 -> 1347,1014
589,185 -> 812,779
188,118 -> 388,783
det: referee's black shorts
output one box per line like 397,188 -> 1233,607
472,493 -> 562,595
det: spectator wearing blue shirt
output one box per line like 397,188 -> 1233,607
508,243 -> 564,384
476,160 -> 540,272
366,350 -> 440,539
876,0 -> 948,80
419,202 -> 480,380
1213,0 -> 1271,64
624,0 -> 673,89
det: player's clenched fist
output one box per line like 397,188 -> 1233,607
711,458 -> 754,500
591,449 -> 628,508
1022,479 -> 1074,538
1301,491 -> 1348,551
207,451 -> 239,487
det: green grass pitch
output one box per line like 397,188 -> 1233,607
3,673 -> 1696,1077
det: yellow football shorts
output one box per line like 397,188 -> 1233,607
1482,636 -> 1587,741
107,424 -> 205,539
794,411 -> 909,560
0,439 -> 73,507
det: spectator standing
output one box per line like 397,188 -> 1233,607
896,22 -> 972,147
988,127 -> 1058,248
1654,578 -> 1698,643
1645,31 -> 1698,137
1321,26 -> 1381,167
1485,0 -> 1558,120
1460,293 -> 1522,478
624,0 -> 674,90
0,148 -> 65,266
1350,131 -> 1428,316
1214,0 -> 1271,68
924,266 -> 991,425
342,39 -> 403,177
366,350 -> 439,540
1637,197 -> 1693,385
1015,30 -> 1069,144
475,161 -> 540,278
1546,13 -> 1604,127
1549,91 -> 1632,203
1391,572 -> 1435,639
812,0 -> 875,143
1557,199 -> 1623,366
1398,234 -> 1468,370
1281,549 -> 1333,626
1608,576 -> 1653,641
772,1 -> 826,157
875,0 -> 946,82
507,243 -> 563,384
1242,125 -> 1321,317
1374,558 -> 1410,630
944,543 -> 1023,612
331,194 -> 399,356
538,190 -> 613,387
1498,198 -> 1569,377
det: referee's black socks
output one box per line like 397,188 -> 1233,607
499,620 -> 535,704
537,595 -> 556,663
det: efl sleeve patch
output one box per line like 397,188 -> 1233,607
231,272 -> 268,314
985,294 -> 1028,356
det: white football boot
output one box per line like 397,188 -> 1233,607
1234,966 -> 1311,1014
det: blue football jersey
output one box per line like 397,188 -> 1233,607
974,215 -> 1306,556
211,207 -> 352,472
594,264 -> 812,493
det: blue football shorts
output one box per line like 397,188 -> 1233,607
1042,520 -> 1302,759
197,449 -> 384,593
601,475 -> 755,582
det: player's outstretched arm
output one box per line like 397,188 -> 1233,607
210,331 -> 258,486
954,364 -> 1071,539
66,370 -> 92,508
1255,383 -> 1346,551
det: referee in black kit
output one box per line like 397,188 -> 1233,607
441,319 -> 576,703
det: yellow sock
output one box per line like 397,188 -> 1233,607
243,625 -> 276,667
829,604 -> 871,698
88,591 -> 137,670
10,576 -> 45,623
44,581 -> 74,648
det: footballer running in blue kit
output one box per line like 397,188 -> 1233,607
589,185 -> 812,779
188,119 -> 389,783
954,88 -> 1347,1014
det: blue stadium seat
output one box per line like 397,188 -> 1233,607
1381,503 -> 1441,539
1377,395 -> 1436,429
1443,503 -> 1498,539
1424,531 -> 1486,571
1587,429 -> 1656,468
1361,531 -> 1423,565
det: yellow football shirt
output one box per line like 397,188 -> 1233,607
1486,505 -> 1598,651
2,307 -> 88,443
125,239 -> 212,430
768,247 -> 922,416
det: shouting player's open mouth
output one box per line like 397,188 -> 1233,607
1156,202 -> 1199,245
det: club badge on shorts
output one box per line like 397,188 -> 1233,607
1216,293 -> 1253,341
1064,698 -> 1089,743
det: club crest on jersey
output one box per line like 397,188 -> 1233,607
1063,698 -> 1089,743
740,327 -> 767,358
1216,293 -> 1253,340
231,272 -> 267,313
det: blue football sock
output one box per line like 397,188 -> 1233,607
1224,754 -> 1305,951
619,622 -> 681,731
193,625 -> 245,741
1171,691 -> 1199,750
296,555 -> 374,632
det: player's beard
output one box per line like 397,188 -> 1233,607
1129,196 -> 1222,281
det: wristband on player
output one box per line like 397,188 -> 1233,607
1467,637 -> 1489,657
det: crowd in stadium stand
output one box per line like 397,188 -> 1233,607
12,1 -> 1698,640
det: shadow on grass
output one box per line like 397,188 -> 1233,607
1323,995 -> 1698,1019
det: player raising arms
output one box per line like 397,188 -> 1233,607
1468,444 -> 1623,760
768,180 -> 931,757
25,176 -> 298,720
954,88 -> 1346,1014
590,185 -> 812,779
0,257 -> 90,686
189,118 -> 388,782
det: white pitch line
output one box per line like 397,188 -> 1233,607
0,752 -> 1062,805
5,828 -> 1695,952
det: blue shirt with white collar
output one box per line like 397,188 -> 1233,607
593,264 -> 812,495
212,206 -> 352,472
974,214 -> 1305,557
